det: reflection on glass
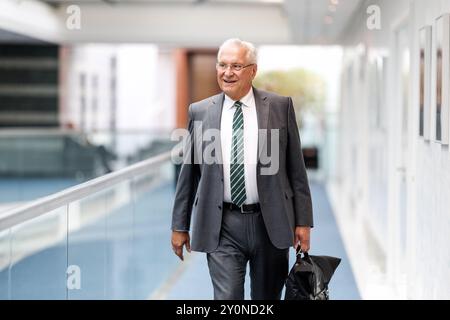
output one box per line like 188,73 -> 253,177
105,180 -> 134,299
0,131 -> 175,205
66,162 -> 176,300
67,187 -> 109,300
10,206 -> 67,299
132,163 -> 177,299
1,150 -> 175,299
0,229 -> 10,299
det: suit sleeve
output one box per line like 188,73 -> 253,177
171,104 -> 200,232
286,97 -> 314,227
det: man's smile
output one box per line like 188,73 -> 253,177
223,79 -> 238,84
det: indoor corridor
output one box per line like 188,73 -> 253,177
0,0 -> 449,301
0,176 -> 360,300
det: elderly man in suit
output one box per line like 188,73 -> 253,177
171,38 -> 313,300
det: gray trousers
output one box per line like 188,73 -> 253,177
207,207 -> 289,300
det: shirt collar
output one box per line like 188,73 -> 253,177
224,87 -> 254,109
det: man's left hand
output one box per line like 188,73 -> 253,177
294,226 -> 311,252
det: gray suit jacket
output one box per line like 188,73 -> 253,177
171,87 -> 313,252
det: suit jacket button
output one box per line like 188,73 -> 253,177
218,205 -> 222,210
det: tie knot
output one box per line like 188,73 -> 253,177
234,101 -> 243,108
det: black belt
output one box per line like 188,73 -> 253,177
223,202 -> 261,214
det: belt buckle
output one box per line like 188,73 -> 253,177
240,205 -> 252,214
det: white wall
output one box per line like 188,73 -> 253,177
60,44 -> 116,132
331,0 -> 450,299
61,44 -> 124,157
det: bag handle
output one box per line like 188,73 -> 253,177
295,242 -> 309,254
295,245 -> 309,258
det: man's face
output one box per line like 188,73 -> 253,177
217,45 -> 257,101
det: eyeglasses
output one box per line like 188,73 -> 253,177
216,62 -> 255,72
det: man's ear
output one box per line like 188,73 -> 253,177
252,64 -> 258,79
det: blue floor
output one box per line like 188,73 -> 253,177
0,180 -> 360,300
166,182 -> 360,300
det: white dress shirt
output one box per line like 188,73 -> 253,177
221,88 -> 259,204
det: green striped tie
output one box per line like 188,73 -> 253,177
230,101 -> 247,207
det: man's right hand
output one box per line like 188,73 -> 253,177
171,231 -> 191,261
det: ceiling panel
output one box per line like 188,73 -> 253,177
285,0 -> 362,44
21,0 -> 361,44
39,0 -> 283,5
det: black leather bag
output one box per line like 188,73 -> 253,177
284,249 -> 341,300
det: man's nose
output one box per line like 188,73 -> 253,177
224,67 -> 234,77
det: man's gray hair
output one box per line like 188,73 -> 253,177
217,38 -> 258,64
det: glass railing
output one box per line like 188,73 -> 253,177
0,149 -> 180,299
0,129 -> 176,209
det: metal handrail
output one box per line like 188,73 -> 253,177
0,148 -> 178,232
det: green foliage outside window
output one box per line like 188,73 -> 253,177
253,69 -> 326,128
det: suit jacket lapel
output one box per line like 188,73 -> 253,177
208,92 -> 225,175
253,87 -> 270,162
